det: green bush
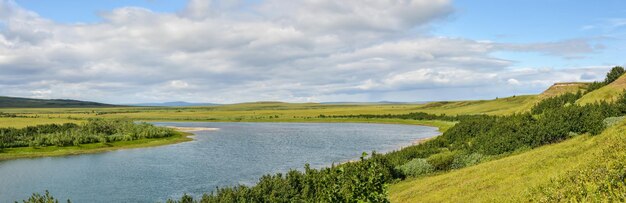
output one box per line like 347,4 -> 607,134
427,151 -> 457,171
451,152 -> 484,169
604,116 -> 626,127
21,190 -> 65,203
396,158 -> 434,177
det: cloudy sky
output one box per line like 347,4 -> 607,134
1,0 -> 625,104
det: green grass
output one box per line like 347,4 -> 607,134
0,95 -> 540,129
0,131 -> 192,161
388,120 -> 626,202
577,74 -> 626,105
411,95 -> 539,115
0,117 -> 81,128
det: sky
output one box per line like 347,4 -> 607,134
0,0 -> 625,104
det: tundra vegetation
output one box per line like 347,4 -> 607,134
16,68 -> 626,202
0,119 -> 175,149
155,68 -> 624,202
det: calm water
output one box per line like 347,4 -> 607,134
0,122 -> 439,202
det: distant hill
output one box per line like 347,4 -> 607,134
129,101 -> 221,107
0,96 -> 116,108
538,82 -> 589,99
577,74 -> 626,105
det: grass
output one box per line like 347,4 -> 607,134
0,95 -> 541,129
0,131 -> 192,161
388,120 -> 626,202
410,95 -> 539,115
577,74 -> 626,105
538,82 -> 589,99
0,117 -> 81,128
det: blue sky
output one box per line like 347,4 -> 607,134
1,0 -> 625,103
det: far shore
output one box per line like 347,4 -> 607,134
165,126 -> 220,132
0,131 -> 193,161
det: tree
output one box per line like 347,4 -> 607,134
605,66 -> 625,84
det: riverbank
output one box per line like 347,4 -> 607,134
0,131 -> 192,161
166,126 -> 220,132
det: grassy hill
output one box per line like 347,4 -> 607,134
577,74 -> 626,105
389,119 -> 626,202
538,82 -> 589,99
410,95 -> 539,115
0,96 -> 116,108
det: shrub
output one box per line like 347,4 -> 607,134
604,116 -> 626,127
427,151 -> 457,171
396,158 -> 434,177
21,190 -> 62,203
451,152 -> 484,169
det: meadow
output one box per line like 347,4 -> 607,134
0,96 -> 536,129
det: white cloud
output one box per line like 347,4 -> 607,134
0,0 -> 611,103
507,78 -> 520,85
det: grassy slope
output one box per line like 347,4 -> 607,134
538,82 -> 589,99
410,95 -> 538,115
0,131 -> 192,161
577,74 -> 626,105
389,121 -> 626,202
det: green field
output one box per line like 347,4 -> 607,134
0,97 -> 538,129
1,81 -> 588,129
0,117 -> 81,128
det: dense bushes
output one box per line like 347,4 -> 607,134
0,119 -> 175,148
531,91 -> 582,114
166,153 -> 394,203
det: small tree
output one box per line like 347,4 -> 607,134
605,66 -> 625,84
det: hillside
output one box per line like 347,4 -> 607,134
411,95 -> 539,115
389,119 -> 626,202
0,96 -> 116,108
538,82 -> 589,98
577,74 -> 626,105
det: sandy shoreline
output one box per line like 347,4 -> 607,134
411,136 -> 437,145
166,126 -> 220,132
